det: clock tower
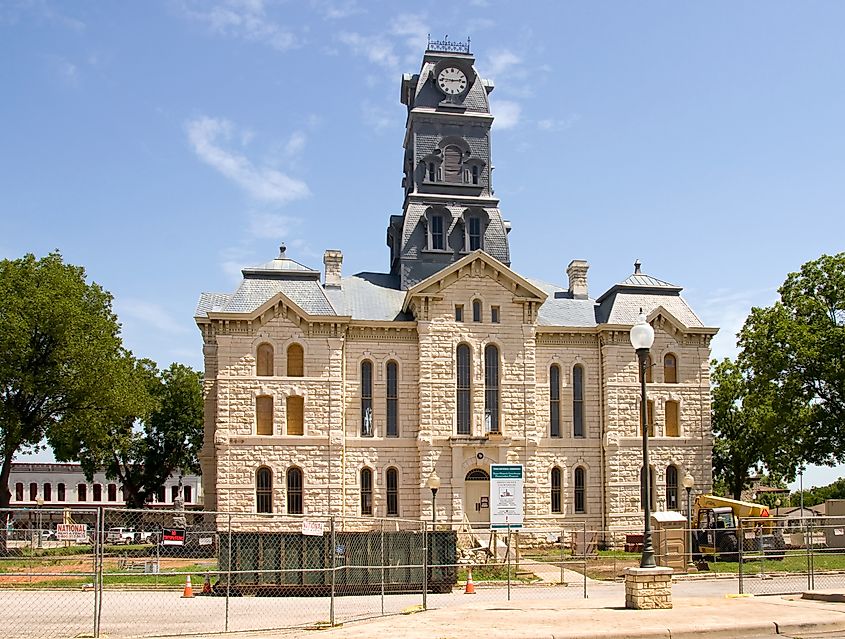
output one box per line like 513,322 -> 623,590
387,38 -> 511,289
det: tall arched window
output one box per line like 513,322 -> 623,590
256,467 -> 273,513
574,467 -> 586,513
551,467 -> 562,514
550,365 -> 561,437
472,299 -> 482,322
29,482 -> 37,501
256,343 -> 274,376
286,395 -> 304,435
444,145 -> 462,183
386,468 -> 399,517
360,468 -> 373,516
573,364 -> 585,438
57,483 -> 65,501
665,400 -> 680,437
287,467 -> 303,514
15,483 -> 23,502
386,361 -> 398,437
666,465 -> 679,511
456,344 -> 472,435
93,484 -> 102,501
361,360 -> 373,437
287,343 -> 304,377
43,483 -> 51,502
77,484 -> 87,502
107,483 -> 117,501
664,354 -> 678,383
484,344 -> 500,434
256,396 -> 273,435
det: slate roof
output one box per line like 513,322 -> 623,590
324,273 -> 411,321
529,279 -> 598,328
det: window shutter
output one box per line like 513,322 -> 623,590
444,146 -> 462,182
286,396 -> 304,435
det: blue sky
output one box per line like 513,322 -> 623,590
2,1 -> 844,489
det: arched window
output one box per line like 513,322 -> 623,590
551,467 -> 562,514
107,483 -> 117,501
664,354 -> 678,384
640,354 -> 653,383
457,344 -> 472,435
472,299 -> 481,322
361,360 -> 373,437
256,396 -> 273,435
287,343 -> 304,377
484,344 -> 500,434
286,395 -> 304,435
77,484 -> 87,502
184,485 -> 192,503
287,467 -> 303,514
666,465 -> 679,511
256,467 -> 273,513
360,468 -> 373,516
665,401 -> 680,437
43,483 -> 51,502
574,467 -> 586,513
550,365 -> 561,437
93,484 -> 102,501
256,343 -> 274,376
573,364 -> 585,438
386,468 -> 399,517
15,483 -> 23,502
386,361 -> 398,437
29,482 -> 37,501
444,145 -> 462,183
57,483 -> 65,501
640,466 -> 656,511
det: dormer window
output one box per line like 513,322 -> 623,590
428,162 -> 436,182
430,213 -> 446,250
467,216 -> 482,251
444,145 -> 463,183
471,165 -> 479,185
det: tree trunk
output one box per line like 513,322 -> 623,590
0,449 -> 17,556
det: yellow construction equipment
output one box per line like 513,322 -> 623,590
691,494 -> 785,561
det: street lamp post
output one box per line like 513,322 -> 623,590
775,497 -> 781,518
683,473 -> 695,571
36,496 -> 44,549
630,310 -> 656,569
427,472 -> 441,526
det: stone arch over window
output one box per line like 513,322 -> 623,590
664,353 -> 678,383
386,361 -> 399,437
287,343 -> 304,377
456,343 -> 472,435
256,395 -> 274,436
361,360 -> 374,437
666,465 -> 679,511
551,467 -> 562,514
665,400 -> 680,437
550,364 -> 561,438
256,342 -> 274,377
572,364 -> 585,438
574,467 -> 586,513
287,467 -> 303,514
484,344 -> 500,434
286,394 -> 304,436
386,467 -> 399,517
256,466 -> 273,513
360,467 -> 374,516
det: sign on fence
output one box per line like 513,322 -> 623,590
162,528 -> 186,546
490,464 -> 524,529
302,520 -> 325,537
56,523 -> 87,541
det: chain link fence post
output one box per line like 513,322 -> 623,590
559,525 -> 564,586
225,512 -> 232,633
330,515 -> 336,626
506,522 -> 511,602
808,517 -> 814,591
422,521 -> 428,611
94,506 -> 101,638
738,518 -> 744,595
582,521 -> 587,599
380,518 -> 385,616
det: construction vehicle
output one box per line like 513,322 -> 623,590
691,494 -> 785,561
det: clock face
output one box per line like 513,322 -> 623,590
437,67 -> 468,95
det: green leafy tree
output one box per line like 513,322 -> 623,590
62,361 -> 204,508
0,252 -> 128,509
738,253 -> 845,475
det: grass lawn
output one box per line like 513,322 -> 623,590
457,564 -> 537,583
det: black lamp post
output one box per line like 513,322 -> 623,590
630,310 -> 656,569
427,472 -> 441,525
683,472 -> 695,570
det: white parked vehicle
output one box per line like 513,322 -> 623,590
106,527 -> 154,544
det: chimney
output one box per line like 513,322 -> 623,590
323,250 -> 343,288
567,259 -> 589,299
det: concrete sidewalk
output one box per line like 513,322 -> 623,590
152,590 -> 845,639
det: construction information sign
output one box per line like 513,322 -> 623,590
490,464 -> 524,529
56,523 -> 87,541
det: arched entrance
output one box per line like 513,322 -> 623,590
464,469 -> 490,526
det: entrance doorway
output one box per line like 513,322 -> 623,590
464,469 -> 490,527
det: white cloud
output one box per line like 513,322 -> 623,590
491,100 -> 522,130
311,0 -> 364,19
186,116 -> 310,205
116,299 -> 190,335
537,114 -> 580,132
361,101 -> 397,133
180,0 -> 298,51
389,13 -> 428,62
247,213 -> 300,239
337,31 -> 398,69
284,131 -> 307,157
487,49 -> 521,77
337,13 -> 430,71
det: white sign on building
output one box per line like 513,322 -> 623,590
490,464 -> 524,529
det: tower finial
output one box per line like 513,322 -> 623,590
279,243 -> 287,258
634,260 -> 642,275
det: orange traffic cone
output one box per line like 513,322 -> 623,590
181,575 -> 194,598
202,573 -> 212,595
464,568 -> 476,594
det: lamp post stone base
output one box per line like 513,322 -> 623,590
624,567 -> 673,610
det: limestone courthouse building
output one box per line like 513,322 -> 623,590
195,42 -> 718,535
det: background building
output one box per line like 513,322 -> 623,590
195,42 -> 718,535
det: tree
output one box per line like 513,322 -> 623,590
738,253 -> 845,475
63,361 -> 204,508
0,252 -> 128,509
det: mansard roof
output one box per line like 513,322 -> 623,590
529,279 -> 598,328
324,273 -> 411,321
